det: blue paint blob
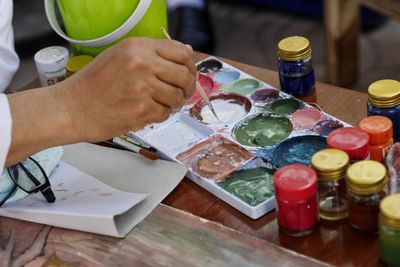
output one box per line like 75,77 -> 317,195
214,70 -> 241,84
271,135 -> 327,168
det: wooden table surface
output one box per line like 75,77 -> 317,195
4,53 -> 380,266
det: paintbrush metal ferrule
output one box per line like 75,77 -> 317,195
120,135 -> 157,153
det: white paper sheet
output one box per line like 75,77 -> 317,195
0,162 -> 148,237
0,143 -> 188,237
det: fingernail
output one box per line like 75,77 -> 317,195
185,44 -> 193,53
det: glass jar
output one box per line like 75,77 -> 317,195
34,46 -> 69,87
367,79 -> 400,142
346,161 -> 387,233
273,164 -> 318,237
66,55 -> 94,76
358,116 -> 394,162
380,194 -> 400,267
327,127 -> 370,162
277,36 -> 315,97
311,149 -> 349,220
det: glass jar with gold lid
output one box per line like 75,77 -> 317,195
367,79 -> 400,141
277,36 -> 315,97
379,194 -> 400,267
346,160 -> 387,233
311,148 -> 349,220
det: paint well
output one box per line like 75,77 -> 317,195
219,167 -> 275,206
291,108 -> 322,129
313,119 -> 344,137
233,114 -> 293,147
250,88 -> 280,105
224,78 -> 261,96
186,74 -> 214,104
176,135 -> 254,182
197,59 -> 223,73
271,135 -> 327,168
190,93 -> 252,125
271,99 -> 300,115
214,70 -> 241,84
143,113 -> 213,156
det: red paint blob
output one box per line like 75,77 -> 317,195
186,74 -> 214,104
291,108 -> 322,129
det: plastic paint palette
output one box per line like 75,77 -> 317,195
131,57 -> 351,219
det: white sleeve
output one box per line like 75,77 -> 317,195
0,0 -> 19,93
0,94 -> 12,169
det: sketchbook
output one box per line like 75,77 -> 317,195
0,143 -> 188,237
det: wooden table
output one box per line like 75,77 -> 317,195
3,53 -> 380,266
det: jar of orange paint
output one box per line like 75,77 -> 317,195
358,116 -> 393,162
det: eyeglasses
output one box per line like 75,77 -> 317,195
0,157 -> 56,206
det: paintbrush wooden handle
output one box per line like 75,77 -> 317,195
112,137 -> 158,161
196,81 -> 220,121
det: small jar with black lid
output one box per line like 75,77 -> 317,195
277,36 -> 315,97
346,160 -> 387,233
367,79 -> 400,142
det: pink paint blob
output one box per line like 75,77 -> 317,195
291,108 -> 322,129
186,74 -> 214,104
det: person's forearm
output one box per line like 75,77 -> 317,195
5,85 -> 78,166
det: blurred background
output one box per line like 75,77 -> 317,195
8,0 -> 400,92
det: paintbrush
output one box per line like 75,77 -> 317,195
160,27 -> 221,122
120,134 -> 157,153
112,137 -> 158,161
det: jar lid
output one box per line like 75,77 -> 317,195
327,127 -> 369,160
368,80 -> 400,108
34,46 -> 69,73
277,36 -> 311,61
380,194 -> 400,228
66,55 -> 94,74
273,164 -> 317,201
358,116 -> 393,145
311,149 -> 349,179
346,160 -> 387,195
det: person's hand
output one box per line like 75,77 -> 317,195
60,37 -> 197,143
6,37 -> 196,166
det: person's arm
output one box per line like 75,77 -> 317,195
0,94 -> 12,169
5,38 -> 196,166
0,0 -> 19,93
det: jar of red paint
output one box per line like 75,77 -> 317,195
273,164 -> 318,237
327,127 -> 370,162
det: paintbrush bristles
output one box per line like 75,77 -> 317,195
160,27 -> 221,122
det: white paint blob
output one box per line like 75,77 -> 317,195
200,99 -> 248,124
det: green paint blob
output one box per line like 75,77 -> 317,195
271,99 -> 300,115
233,114 -> 293,146
219,167 -> 275,206
224,79 -> 261,95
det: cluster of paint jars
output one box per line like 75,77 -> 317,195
272,118 -> 399,266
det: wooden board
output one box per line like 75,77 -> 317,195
0,205 -> 330,267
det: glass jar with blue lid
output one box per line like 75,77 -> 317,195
367,79 -> 400,142
277,36 -> 315,97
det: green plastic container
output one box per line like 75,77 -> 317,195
45,0 -> 168,56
